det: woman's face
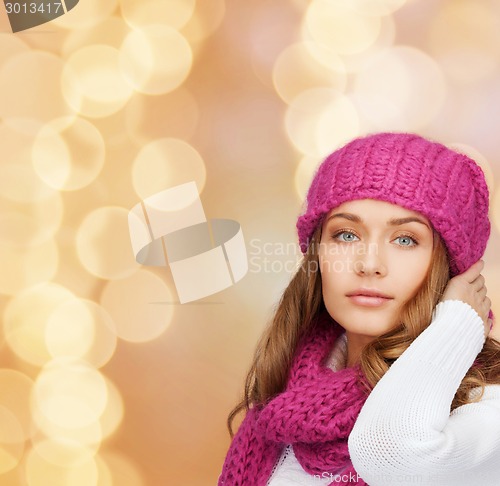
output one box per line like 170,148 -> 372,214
318,199 -> 434,361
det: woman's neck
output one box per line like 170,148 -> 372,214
345,331 -> 373,367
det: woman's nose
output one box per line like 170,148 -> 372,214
354,242 -> 387,276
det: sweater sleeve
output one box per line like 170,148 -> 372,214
347,299 -> 500,486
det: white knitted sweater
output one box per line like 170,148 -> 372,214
266,299 -> 500,485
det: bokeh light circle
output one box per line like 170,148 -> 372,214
32,117 -> 106,191
273,42 -> 347,104
98,451 -> 145,486
294,155 -> 323,201
304,0 -> 381,55
32,373 -> 122,449
0,51 -> 75,123
0,406 -> 24,474
45,299 -> 117,369
0,213 -> 34,248
120,0 -> 196,30
100,269 -> 174,343
322,14 -> 396,74
98,377 -> 124,441
31,438 -> 96,468
0,191 -> 63,249
353,46 -> 447,130
31,407 -> 102,453
45,298 -> 96,361
119,25 -> 193,95
0,157 -> 53,204
0,36 -> 30,69
0,370 -> 35,441
4,283 -> 75,366
132,138 -> 206,202
76,206 -> 140,280
285,88 -> 360,156
0,122 -> 66,205
0,237 -> 59,296
52,0 -> 119,30
25,446 -> 98,486
62,45 -> 134,119
94,454 -> 113,486
348,0 -> 407,16
33,358 -> 108,430
181,0 -> 226,44
81,303 -> 117,370
63,16 -> 130,56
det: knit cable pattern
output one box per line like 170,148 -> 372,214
296,132 -> 490,279
218,312 -> 370,486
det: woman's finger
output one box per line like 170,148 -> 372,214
462,259 -> 484,282
477,286 -> 487,299
471,275 -> 486,292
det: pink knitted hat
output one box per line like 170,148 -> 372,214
296,132 -> 491,280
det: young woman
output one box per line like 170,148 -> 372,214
218,132 -> 500,485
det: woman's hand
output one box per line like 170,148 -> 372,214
440,259 -> 492,338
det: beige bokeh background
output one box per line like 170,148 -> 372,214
1,0 -> 500,484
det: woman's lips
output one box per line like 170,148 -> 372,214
347,295 -> 393,307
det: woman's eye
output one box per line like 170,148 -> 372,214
332,231 -> 418,247
332,231 -> 358,242
395,235 -> 418,247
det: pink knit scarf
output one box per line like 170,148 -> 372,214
218,310 -> 370,486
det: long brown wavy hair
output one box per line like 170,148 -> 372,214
227,225 -> 500,437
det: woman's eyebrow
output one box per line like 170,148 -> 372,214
326,213 -> 430,229
388,216 -> 430,229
